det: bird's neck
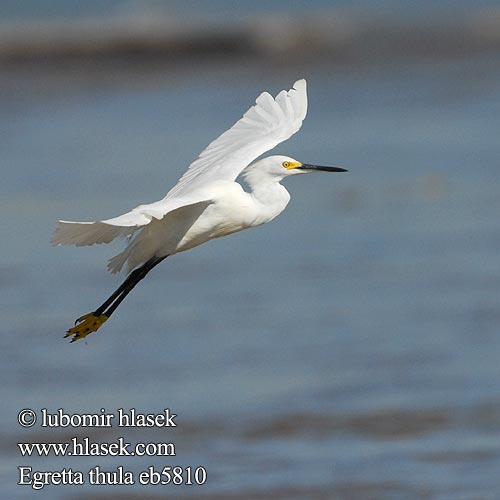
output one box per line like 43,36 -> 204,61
243,171 -> 291,222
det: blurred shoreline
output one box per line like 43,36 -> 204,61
1,7 -> 500,75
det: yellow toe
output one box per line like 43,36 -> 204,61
65,313 -> 108,342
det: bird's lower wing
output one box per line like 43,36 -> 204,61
51,220 -> 137,247
51,195 -> 210,247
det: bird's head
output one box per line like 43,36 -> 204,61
246,155 -> 347,181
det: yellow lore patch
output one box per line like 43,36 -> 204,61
283,160 -> 302,170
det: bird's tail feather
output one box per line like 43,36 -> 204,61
107,249 -> 130,274
51,220 -> 136,247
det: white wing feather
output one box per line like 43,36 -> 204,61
164,78 -> 307,199
51,79 -> 307,248
51,195 -> 206,246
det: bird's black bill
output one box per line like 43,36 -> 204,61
299,163 -> 347,173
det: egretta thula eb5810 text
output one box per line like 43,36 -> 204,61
52,79 -> 347,342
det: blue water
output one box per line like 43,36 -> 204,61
1,0 -> 499,20
2,55 -> 500,499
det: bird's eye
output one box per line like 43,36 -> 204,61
282,161 -> 290,169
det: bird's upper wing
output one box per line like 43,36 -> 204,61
164,79 -> 308,199
51,79 -> 307,248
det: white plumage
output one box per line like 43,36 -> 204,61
52,79 -> 308,273
54,79 -> 347,341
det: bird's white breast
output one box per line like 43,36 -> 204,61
174,181 -> 257,251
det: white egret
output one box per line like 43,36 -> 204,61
52,79 -> 347,342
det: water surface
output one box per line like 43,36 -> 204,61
2,54 -> 500,499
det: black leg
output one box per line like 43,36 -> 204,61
93,262 -> 155,316
65,255 -> 168,342
100,255 -> 167,318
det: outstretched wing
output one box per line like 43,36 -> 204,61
164,78 -> 308,199
51,195 -> 210,247
51,79 -> 307,248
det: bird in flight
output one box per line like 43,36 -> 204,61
52,79 -> 347,342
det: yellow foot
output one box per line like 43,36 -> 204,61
65,313 -> 108,342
